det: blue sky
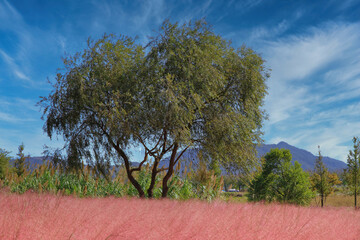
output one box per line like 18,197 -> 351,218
1,0 -> 360,162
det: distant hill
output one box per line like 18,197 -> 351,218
257,141 -> 347,171
9,157 -> 49,171
160,141 -> 347,172
21,141 -> 347,173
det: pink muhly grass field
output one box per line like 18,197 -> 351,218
1,191 -> 360,240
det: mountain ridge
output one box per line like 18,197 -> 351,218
257,141 -> 347,171
22,141 -> 347,172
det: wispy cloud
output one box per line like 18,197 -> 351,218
0,1 -> 39,87
0,49 -> 32,83
0,111 -> 35,123
0,0 -> 66,89
224,11 -> 303,49
262,21 -> 360,160
234,0 -> 264,13
0,97 -> 38,112
266,23 -> 358,82
330,0 -> 359,10
0,49 -> 14,63
0,112 -> 19,122
0,0 -> 22,29
247,20 -> 289,42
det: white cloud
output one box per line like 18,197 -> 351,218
0,112 -> 18,122
0,111 -> 35,123
0,49 -> 14,64
14,70 -> 30,81
247,20 -> 289,43
331,0 -> 359,10
0,97 -> 38,112
261,21 -> 360,160
133,0 -> 166,27
0,49 -> 34,84
289,119 -> 360,161
265,23 -> 359,83
0,0 -> 63,89
0,0 -> 22,29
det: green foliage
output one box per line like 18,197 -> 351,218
2,161 -> 222,201
209,159 -> 221,177
186,161 -> 224,200
0,148 -> 11,179
39,19 -> 269,198
223,174 -> 245,191
346,136 -> 360,208
248,149 -> 314,205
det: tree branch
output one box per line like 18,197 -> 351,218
130,151 -> 149,174
137,134 -> 158,156
156,166 -> 169,173
174,145 -> 190,165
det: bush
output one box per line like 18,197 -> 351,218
248,148 -> 314,205
0,148 -> 11,180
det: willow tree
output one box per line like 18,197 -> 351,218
39,20 -> 268,198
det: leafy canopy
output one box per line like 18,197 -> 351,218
39,20 -> 268,198
248,148 -> 314,205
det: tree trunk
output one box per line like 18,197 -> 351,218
147,159 -> 159,198
355,187 -> 357,210
321,193 -> 324,208
355,173 -> 358,210
114,146 -> 145,198
125,161 -> 145,198
162,143 -> 179,198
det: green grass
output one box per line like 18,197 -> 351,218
0,163 -> 223,201
220,191 -> 248,203
311,194 -> 356,208
221,191 -> 358,208
2,162 -> 359,208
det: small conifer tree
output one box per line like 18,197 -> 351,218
15,143 -> 28,177
347,137 -> 360,209
312,146 -> 330,207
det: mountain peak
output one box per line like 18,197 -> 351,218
258,142 -> 346,171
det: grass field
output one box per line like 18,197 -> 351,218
311,194 -> 355,208
1,191 -> 360,239
222,191 -> 357,208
